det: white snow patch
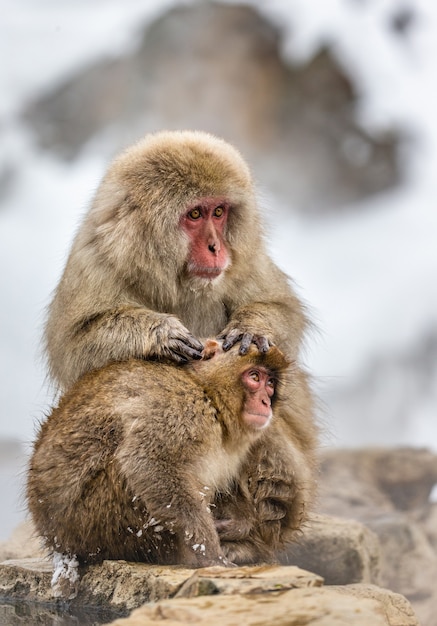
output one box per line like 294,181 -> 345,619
51,552 -> 80,597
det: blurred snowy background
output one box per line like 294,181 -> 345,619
1,0 -> 436,539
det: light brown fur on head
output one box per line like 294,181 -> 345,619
75,131 -> 260,304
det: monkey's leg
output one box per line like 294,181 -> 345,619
142,483 -> 231,567
214,481 -> 281,564
117,445 -> 231,568
216,431 -> 315,564
156,488 -> 233,568
214,481 -> 275,564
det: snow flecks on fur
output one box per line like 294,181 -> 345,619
192,543 -> 206,554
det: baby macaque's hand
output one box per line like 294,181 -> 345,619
201,339 -> 222,360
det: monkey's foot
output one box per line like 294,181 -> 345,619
214,517 -> 252,541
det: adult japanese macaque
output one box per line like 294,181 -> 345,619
44,130 -> 318,562
27,342 -> 288,567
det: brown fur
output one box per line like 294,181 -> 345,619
27,345 -> 288,567
43,130 -> 318,563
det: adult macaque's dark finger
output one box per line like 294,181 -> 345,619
222,329 -> 242,351
183,334 -> 204,353
239,332 -> 253,355
255,336 -> 270,353
171,340 -> 203,360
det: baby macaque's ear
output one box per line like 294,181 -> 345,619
202,339 -> 222,360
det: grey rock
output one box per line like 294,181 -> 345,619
318,447 -> 437,626
319,447 -> 437,514
280,513 -> 381,585
368,513 -> 437,614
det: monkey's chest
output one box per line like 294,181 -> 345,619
195,444 -> 249,494
177,294 -> 228,338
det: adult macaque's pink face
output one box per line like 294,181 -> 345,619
241,367 -> 276,429
180,197 -> 230,279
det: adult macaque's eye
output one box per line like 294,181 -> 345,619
188,207 -> 201,219
214,206 -> 224,218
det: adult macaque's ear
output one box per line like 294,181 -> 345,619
202,339 -> 222,360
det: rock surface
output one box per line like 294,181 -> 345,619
106,585 -> 416,626
0,558 -> 193,614
0,559 -> 417,626
316,447 -> 437,626
281,513 -> 381,586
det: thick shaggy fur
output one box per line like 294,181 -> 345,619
27,346 -> 288,567
43,130 -> 318,563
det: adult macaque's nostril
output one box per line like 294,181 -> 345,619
208,236 -> 220,254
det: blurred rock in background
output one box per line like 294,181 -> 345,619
21,2 -> 400,213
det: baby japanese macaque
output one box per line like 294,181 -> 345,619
27,341 -> 288,568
